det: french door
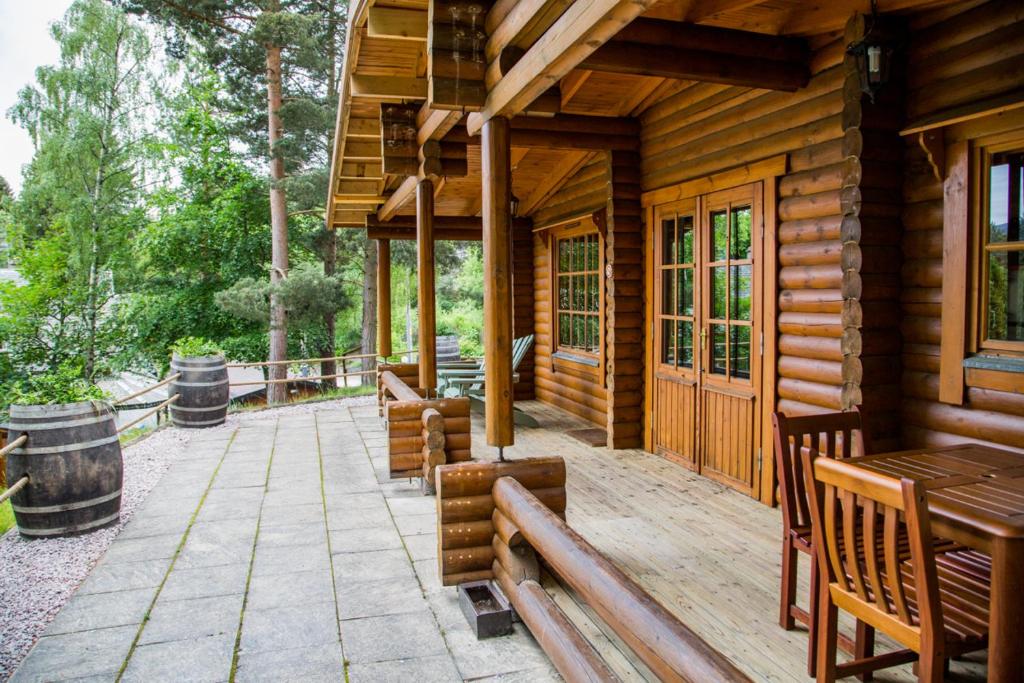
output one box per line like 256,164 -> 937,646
652,183 -> 763,495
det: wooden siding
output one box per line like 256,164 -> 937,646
513,224 -> 536,400
605,151 -> 645,448
533,157 -> 610,426
640,39 -> 853,425
899,0 -> 1024,453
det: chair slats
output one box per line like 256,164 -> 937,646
843,490 -> 869,602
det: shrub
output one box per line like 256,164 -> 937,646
170,336 -> 224,357
6,364 -> 110,407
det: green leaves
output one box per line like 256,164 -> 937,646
5,362 -> 110,409
215,262 -> 349,327
169,336 -> 224,358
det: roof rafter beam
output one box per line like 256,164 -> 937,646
367,7 -> 427,41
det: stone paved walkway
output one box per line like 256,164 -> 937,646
11,404 -> 557,682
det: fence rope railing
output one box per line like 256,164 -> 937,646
229,369 -> 376,387
0,473 -> 29,505
116,395 -> 180,435
113,373 -> 182,406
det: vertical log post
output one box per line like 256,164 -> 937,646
417,179 -> 437,394
482,117 -> 515,449
377,238 -> 393,359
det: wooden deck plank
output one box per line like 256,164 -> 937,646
470,400 -> 988,682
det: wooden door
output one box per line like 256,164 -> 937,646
651,184 -> 764,495
652,199 -> 699,468
698,185 -> 762,494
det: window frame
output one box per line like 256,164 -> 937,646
974,140 -> 1024,354
549,218 -> 605,373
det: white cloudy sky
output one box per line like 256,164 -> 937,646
0,1 -> 74,194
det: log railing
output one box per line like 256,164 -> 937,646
436,457 -> 750,683
378,363 -> 472,488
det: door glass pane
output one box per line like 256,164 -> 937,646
587,316 -> 600,354
676,268 -> 693,317
678,215 -> 694,264
988,249 -> 1024,342
661,267 -> 674,315
559,314 -> 570,346
730,265 -> 752,321
730,325 -> 751,380
711,266 -> 727,319
677,321 -> 693,368
731,206 -> 752,259
712,210 -> 728,261
661,218 -> 676,265
710,324 -> 727,375
662,319 -> 675,365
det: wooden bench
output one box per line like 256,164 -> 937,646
377,363 -> 472,488
436,457 -> 750,682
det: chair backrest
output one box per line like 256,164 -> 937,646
771,410 -> 866,533
802,452 -> 944,653
511,334 -> 535,371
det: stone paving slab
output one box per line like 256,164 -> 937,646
11,404 -> 559,682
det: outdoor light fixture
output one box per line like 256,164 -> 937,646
846,0 -> 896,103
510,194 -> 520,218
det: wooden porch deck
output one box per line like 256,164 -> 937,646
469,400 -> 988,682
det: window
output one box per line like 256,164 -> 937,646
554,229 -> 602,357
981,149 -> 1024,350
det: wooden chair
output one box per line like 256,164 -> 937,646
771,410 -> 866,676
438,334 -> 534,398
803,452 -> 991,682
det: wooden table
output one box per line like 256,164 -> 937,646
847,443 -> 1024,683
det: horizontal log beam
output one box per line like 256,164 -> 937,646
368,215 -> 531,231
368,227 -> 483,241
616,18 -> 807,63
580,41 -> 808,91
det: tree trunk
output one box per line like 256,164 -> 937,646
321,230 -> 337,388
266,42 -> 289,403
361,238 -> 378,385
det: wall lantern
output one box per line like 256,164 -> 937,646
846,0 -> 896,103
510,194 -> 520,218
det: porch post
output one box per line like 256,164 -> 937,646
377,238 -> 392,359
482,117 -> 515,448
416,178 -> 437,393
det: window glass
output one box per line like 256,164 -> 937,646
712,267 -> 727,319
676,268 -> 693,317
712,211 -> 728,261
662,319 -> 676,365
677,321 -> 693,369
730,326 -> 751,379
555,231 -> 602,356
678,215 -> 694,264
731,206 -> 752,259
731,265 -> 752,321
986,151 -> 1024,344
710,324 -> 727,375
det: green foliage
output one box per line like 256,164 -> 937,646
215,261 -> 349,327
170,336 -> 224,358
5,363 -> 110,407
0,500 -> 13,535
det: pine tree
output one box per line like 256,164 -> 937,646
115,0 -> 346,401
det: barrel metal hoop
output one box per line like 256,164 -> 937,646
10,402 -> 111,418
170,402 -> 230,413
172,379 -> 230,388
12,489 -> 122,514
170,362 -> 226,371
17,511 -> 120,537
171,415 -> 226,426
14,433 -> 120,455
8,414 -> 113,431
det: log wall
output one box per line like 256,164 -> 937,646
640,40 -> 856,426
604,151 -> 645,448
533,156 -> 610,426
513,224 -> 536,400
898,0 -> 1024,453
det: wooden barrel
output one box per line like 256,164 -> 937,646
437,335 -> 461,363
6,401 -> 123,538
169,354 -> 230,428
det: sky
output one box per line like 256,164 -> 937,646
0,1 -> 74,194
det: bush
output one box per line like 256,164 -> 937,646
5,363 -> 110,408
170,336 -> 224,357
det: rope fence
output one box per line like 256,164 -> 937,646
116,395 -> 180,435
0,474 -> 29,506
113,373 -> 181,406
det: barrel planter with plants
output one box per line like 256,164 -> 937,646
169,338 -> 230,428
5,381 -> 123,538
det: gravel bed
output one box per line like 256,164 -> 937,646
0,395 -> 373,679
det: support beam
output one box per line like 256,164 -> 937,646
378,176 -> 417,221
579,41 -> 807,91
472,0 -> 656,132
368,227 -> 482,241
377,239 -> 393,358
351,75 -> 428,100
367,7 -> 427,41
417,179 -> 438,394
368,215 -> 532,231
481,117 -> 515,447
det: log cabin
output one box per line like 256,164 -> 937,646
327,0 -> 1024,505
